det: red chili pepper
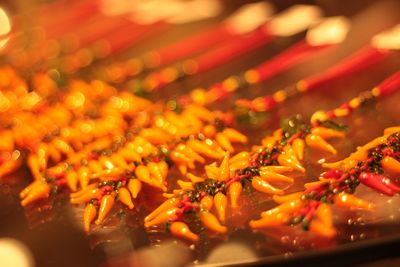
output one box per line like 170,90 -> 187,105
382,148 -> 394,157
87,152 -> 99,160
55,178 -> 67,186
286,132 -> 302,145
382,177 -> 400,192
358,172 -> 394,196
322,169 -> 343,179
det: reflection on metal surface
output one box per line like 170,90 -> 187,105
167,0 -> 222,24
130,0 -> 222,25
306,16 -> 351,46
204,242 -> 258,266
269,5 -> 323,37
371,24 -> 400,50
224,2 -> 274,34
0,7 -> 11,51
0,238 -> 34,267
103,241 -> 190,267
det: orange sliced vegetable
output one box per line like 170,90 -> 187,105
144,198 -> 180,222
128,179 -> 142,198
170,221 -> 199,242
200,211 -> 227,234
252,177 -> 284,195
306,134 -> 337,154
200,195 -> 214,210
218,152 -> 230,181
228,181 -> 242,209
292,138 -> 305,161
118,187 -> 134,209
277,154 -> 305,173
213,192 -> 227,223
382,156 -> 400,173
83,203 -> 97,233
95,194 -> 115,225
145,207 -> 179,228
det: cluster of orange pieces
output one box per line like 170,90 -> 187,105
2,65 -> 400,245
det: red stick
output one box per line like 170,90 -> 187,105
36,16 -> 136,67
325,70 -> 400,120
378,70 -> 400,96
106,21 -> 169,56
43,1 -> 100,39
58,21 -> 169,73
238,46 -> 394,112
256,40 -> 332,81
2,0 -> 92,51
146,27 -> 273,91
36,0 -> 85,20
207,39 -> 333,102
154,24 -> 239,66
301,46 -> 391,91
194,27 -> 273,74
74,15 -> 134,48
